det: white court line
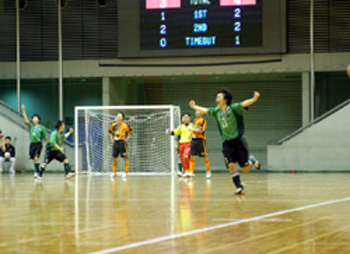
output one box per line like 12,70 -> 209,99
89,197 -> 350,254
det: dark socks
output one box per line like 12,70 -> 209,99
34,163 -> 40,174
231,172 -> 243,189
64,163 -> 71,175
39,165 -> 45,176
178,162 -> 182,173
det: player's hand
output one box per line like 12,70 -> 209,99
254,91 -> 260,100
174,144 -> 178,150
21,104 -> 25,111
189,100 -> 196,109
69,128 -> 73,133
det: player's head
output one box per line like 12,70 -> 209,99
182,113 -> 191,124
55,120 -> 65,133
116,112 -> 125,122
196,110 -> 203,118
5,136 -> 11,144
32,114 -> 41,124
217,88 -> 233,107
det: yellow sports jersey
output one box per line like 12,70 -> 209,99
193,117 -> 207,140
109,122 -> 133,141
173,123 -> 194,143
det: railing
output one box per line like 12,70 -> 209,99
0,100 -> 74,147
277,98 -> 350,145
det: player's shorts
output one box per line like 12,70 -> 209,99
190,138 -> 207,157
29,142 -> 43,159
45,150 -> 67,164
222,137 -> 250,167
112,140 -> 128,158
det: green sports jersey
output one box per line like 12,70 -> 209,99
48,130 -> 65,151
208,102 -> 246,141
27,122 -> 48,143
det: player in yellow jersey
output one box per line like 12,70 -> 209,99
169,113 -> 194,177
189,111 -> 211,178
109,112 -> 133,178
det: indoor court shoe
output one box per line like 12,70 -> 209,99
110,173 -> 117,178
37,175 -> 43,180
206,171 -> 212,178
34,172 -> 39,179
9,168 -> 15,174
177,171 -> 183,177
122,172 -> 128,178
66,172 -> 76,179
249,155 -> 261,170
235,187 -> 245,195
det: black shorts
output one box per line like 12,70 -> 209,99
222,137 -> 249,167
29,142 -> 43,159
112,140 -> 128,158
45,150 -> 67,164
190,139 -> 207,157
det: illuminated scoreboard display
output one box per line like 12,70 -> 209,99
141,0 -> 262,50
118,0 -> 286,58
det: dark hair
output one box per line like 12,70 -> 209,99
217,88 -> 233,106
5,136 -> 11,141
32,114 -> 41,123
118,112 -> 125,120
181,113 -> 191,118
54,120 -> 64,130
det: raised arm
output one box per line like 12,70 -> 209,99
189,100 -> 209,115
242,91 -> 260,108
0,136 -> 5,153
65,128 -> 73,140
22,105 -> 29,124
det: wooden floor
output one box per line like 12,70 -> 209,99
0,173 -> 349,254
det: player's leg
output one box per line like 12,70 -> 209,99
0,156 -> 4,173
200,140 -> 211,178
38,150 -> 53,179
62,157 -> 76,178
223,140 -> 244,194
111,141 -> 119,178
9,157 -> 16,174
31,143 -> 42,178
239,138 -> 260,172
183,143 -> 192,177
121,141 -> 129,178
189,140 -> 197,175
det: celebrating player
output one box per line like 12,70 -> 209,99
169,113 -> 194,177
109,112 -> 133,178
38,120 -> 75,179
189,89 -> 261,195
22,105 -> 48,178
189,111 -> 211,178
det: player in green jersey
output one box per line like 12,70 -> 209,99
189,89 -> 261,195
22,105 -> 49,178
38,120 -> 75,179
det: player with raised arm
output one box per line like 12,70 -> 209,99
189,89 -> 261,195
168,113 -> 194,177
38,120 -> 75,179
189,111 -> 211,178
109,112 -> 133,179
22,105 -> 48,178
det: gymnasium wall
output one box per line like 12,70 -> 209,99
0,78 -> 102,129
267,102 -> 350,172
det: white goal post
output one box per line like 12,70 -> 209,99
74,105 -> 181,174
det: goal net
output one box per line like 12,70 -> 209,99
74,105 -> 181,174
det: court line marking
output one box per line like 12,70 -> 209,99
89,197 -> 350,254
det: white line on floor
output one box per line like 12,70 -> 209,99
89,197 -> 350,254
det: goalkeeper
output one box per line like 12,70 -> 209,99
168,113 -> 194,177
109,112 -> 133,178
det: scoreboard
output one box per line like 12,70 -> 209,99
118,0 -> 286,58
141,0 -> 262,50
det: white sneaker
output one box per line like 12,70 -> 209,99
37,175 -> 43,180
249,155 -> 261,170
122,172 -> 128,178
66,172 -> 76,179
110,173 -> 117,178
9,168 -> 15,174
177,171 -> 183,177
34,172 -> 39,179
235,187 -> 245,195
183,171 -> 191,178
206,171 -> 212,178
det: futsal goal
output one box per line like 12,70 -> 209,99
74,105 -> 181,174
